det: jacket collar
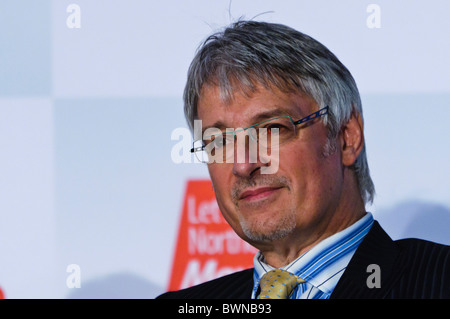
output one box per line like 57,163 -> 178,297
330,221 -> 405,299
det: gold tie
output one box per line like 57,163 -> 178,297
259,269 -> 306,299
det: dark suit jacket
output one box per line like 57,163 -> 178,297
157,221 -> 449,299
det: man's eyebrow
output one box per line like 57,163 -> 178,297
250,108 -> 293,124
202,108 -> 293,134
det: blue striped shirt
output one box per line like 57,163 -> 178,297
251,212 -> 374,299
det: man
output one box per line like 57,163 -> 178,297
158,21 -> 449,299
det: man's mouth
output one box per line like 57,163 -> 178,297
239,187 -> 283,201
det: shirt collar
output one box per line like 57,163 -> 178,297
252,212 -> 374,297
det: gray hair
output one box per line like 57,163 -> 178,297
184,20 -> 375,205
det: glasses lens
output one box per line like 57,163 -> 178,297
256,116 -> 296,147
204,133 -> 231,163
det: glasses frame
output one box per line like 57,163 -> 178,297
190,106 -> 329,157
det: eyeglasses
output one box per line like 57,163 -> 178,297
190,106 -> 329,164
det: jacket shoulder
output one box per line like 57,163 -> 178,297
395,236 -> 450,253
391,237 -> 450,298
156,268 -> 254,299
395,237 -> 450,271
331,221 -> 450,299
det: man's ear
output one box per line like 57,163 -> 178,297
340,112 -> 364,166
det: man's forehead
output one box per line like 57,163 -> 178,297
196,84 -> 317,128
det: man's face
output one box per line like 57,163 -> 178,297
197,84 -> 345,249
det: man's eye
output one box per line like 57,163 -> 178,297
211,135 -> 226,148
267,123 -> 284,130
213,138 -> 224,148
263,123 -> 288,135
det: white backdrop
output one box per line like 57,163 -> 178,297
0,0 -> 449,298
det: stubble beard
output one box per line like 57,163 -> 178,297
239,207 -> 297,243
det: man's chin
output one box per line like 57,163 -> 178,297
239,215 -> 296,243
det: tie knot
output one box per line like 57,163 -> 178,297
259,269 -> 306,299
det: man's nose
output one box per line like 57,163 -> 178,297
231,134 -> 264,177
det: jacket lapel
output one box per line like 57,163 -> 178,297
330,221 -> 405,299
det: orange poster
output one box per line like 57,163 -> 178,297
168,179 -> 256,291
